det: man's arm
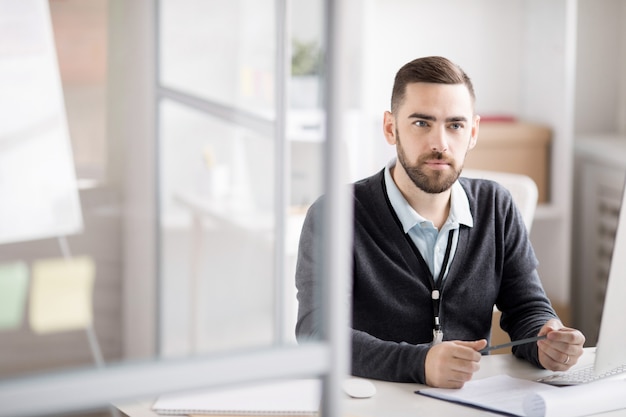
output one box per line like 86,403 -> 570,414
353,330 -> 487,387
492,182 -> 586,367
350,328 -> 429,382
294,200 -> 430,382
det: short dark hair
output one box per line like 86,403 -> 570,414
390,56 -> 475,113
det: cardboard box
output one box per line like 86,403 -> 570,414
465,121 -> 551,203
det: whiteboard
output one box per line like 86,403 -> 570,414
0,0 -> 83,244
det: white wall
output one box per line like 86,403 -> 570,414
352,0 -> 527,177
361,0 -> 525,115
575,0 -> 625,135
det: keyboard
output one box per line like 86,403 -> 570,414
537,363 -> 626,386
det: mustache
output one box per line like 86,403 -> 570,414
419,151 -> 453,164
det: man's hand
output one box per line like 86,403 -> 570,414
537,319 -> 586,371
425,339 -> 488,388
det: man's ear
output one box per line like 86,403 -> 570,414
468,115 -> 480,150
383,111 -> 396,145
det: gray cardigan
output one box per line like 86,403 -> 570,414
295,169 -> 557,383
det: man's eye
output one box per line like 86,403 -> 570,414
449,123 -> 463,130
414,120 -> 428,127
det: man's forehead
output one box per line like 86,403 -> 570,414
398,82 -> 474,115
403,82 -> 472,98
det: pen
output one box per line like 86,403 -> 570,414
479,335 -> 547,353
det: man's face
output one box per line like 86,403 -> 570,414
383,82 -> 479,194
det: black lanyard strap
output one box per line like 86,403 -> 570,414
431,230 -> 455,343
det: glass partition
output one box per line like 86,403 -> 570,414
0,0 -> 355,416
158,99 -> 276,357
159,0 -> 276,119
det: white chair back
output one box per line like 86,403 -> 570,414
462,169 -> 539,231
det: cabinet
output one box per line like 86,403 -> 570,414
464,121 -> 552,204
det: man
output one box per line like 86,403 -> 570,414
295,56 -> 585,388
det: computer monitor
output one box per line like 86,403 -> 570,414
594,175 -> 626,374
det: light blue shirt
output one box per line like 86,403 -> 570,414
384,158 -> 473,281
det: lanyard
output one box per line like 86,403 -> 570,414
429,230 -> 455,344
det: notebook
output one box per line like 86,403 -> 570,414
151,378 -> 321,416
537,175 -> 626,386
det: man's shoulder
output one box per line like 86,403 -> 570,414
353,169 -> 387,205
354,169 -> 385,189
458,176 -> 511,201
306,169 -> 384,214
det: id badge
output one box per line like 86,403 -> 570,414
432,328 -> 443,345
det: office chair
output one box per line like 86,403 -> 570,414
462,169 -> 539,231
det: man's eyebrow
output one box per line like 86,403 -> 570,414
407,113 -> 468,123
408,113 -> 436,121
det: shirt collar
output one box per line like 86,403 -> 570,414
384,158 -> 473,233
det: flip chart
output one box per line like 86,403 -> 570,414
0,0 -> 83,245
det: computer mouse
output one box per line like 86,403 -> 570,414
342,378 -> 377,398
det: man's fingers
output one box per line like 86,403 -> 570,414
454,339 -> 488,356
425,341 -> 485,388
454,339 -> 488,349
546,327 -> 586,345
538,349 -> 572,371
538,327 -> 585,371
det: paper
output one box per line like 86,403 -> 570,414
29,256 -> 95,334
418,375 -> 626,417
418,375 -> 558,417
0,261 -> 29,330
152,378 -> 321,415
523,379 -> 626,417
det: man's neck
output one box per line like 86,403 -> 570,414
411,189 -> 451,230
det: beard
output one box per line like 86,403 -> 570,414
396,131 -> 463,194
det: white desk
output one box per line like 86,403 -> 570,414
116,348 -> 626,416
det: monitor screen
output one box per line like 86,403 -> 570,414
595,174 -> 626,373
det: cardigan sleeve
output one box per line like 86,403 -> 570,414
294,199 -> 324,341
489,182 -> 558,367
351,329 -> 431,382
294,197 -> 432,383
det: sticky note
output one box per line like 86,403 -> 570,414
240,67 -> 253,97
0,261 -> 29,330
29,256 -> 95,334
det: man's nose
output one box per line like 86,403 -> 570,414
428,126 -> 448,153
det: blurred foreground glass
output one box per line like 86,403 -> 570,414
158,99 -> 276,356
0,4 -> 334,417
160,0 -> 276,119
0,0 -> 118,382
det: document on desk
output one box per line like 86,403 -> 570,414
417,375 -> 626,417
152,378 -> 320,416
